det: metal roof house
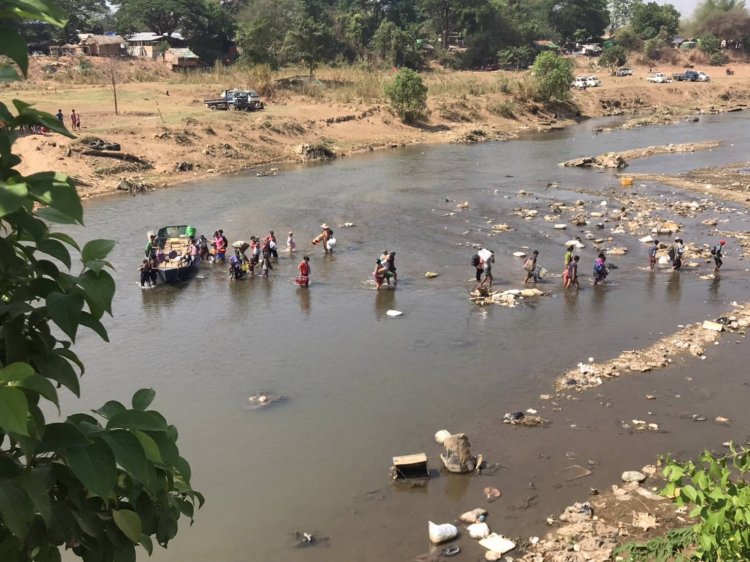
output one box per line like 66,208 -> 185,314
126,32 -> 186,58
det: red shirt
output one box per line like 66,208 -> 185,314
298,261 -> 310,276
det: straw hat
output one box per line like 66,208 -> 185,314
321,223 -> 329,229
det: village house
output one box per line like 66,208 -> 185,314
162,48 -> 202,70
126,32 -> 186,59
80,34 -> 125,57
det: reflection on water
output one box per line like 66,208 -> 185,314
666,271 -> 682,304
61,112 -> 750,562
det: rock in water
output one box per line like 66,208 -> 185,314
440,433 -> 475,473
621,470 -> 646,483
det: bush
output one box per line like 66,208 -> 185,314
488,100 -> 516,119
531,51 -> 574,103
710,51 -> 727,65
384,68 -> 428,123
662,445 -> 750,560
699,33 -> 721,56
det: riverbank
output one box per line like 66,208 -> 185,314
7,58 -> 750,198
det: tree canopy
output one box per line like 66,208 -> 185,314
630,1 -> 680,40
0,1 -> 202,561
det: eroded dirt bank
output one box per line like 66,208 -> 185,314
7,58 -> 750,198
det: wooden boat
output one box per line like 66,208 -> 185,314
154,225 -> 201,284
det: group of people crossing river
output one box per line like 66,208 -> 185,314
141,222 -> 729,294
472,236 -> 729,293
140,224 -> 337,288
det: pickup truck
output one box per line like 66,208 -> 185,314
672,70 -> 710,82
647,73 -> 671,83
205,89 -> 265,111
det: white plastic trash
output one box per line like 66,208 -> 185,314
467,522 -> 490,539
429,521 -> 459,544
386,310 -> 403,318
479,533 -> 516,555
435,430 -> 452,444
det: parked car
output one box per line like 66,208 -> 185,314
572,76 -> 588,89
647,73 -> 671,83
615,67 -> 632,76
585,75 -> 602,87
672,72 -> 688,81
696,71 -> 710,82
204,89 -> 265,111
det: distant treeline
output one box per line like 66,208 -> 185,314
21,0 -> 750,69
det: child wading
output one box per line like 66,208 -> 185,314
593,253 -> 608,285
562,245 -> 574,285
648,240 -> 659,270
565,255 -> 580,290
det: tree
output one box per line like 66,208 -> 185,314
371,20 -> 424,69
699,32 -> 721,54
180,1 -> 237,63
497,45 -> 536,69
103,59 -> 120,115
694,8 -> 750,42
0,2 -> 203,561
630,1 -> 680,40
613,25 -> 644,51
115,0 -> 206,37
693,0 -> 746,24
608,0 -> 635,31
235,0 -> 297,68
384,68 -> 428,122
531,50 -> 574,102
599,44 -> 626,73
283,0 -> 338,76
546,0 -> 610,43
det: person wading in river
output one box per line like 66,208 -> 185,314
265,230 -> 278,261
711,240 -> 726,272
669,238 -> 685,271
313,224 -> 335,254
477,248 -> 495,290
562,245 -> 574,285
648,239 -> 659,271
523,250 -> 539,284
565,255 -> 580,290
297,256 -> 311,286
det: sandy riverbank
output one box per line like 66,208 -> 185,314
6,57 -> 750,199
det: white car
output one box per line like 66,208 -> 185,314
647,73 -> 671,83
572,76 -> 588,89
585,76 -> 602,87
696,71 -> 710,82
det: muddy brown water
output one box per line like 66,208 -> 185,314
60,113 -> 750,561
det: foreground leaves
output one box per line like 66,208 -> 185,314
0,2 -> 202,559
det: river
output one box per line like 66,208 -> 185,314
62,112 -> 750,561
